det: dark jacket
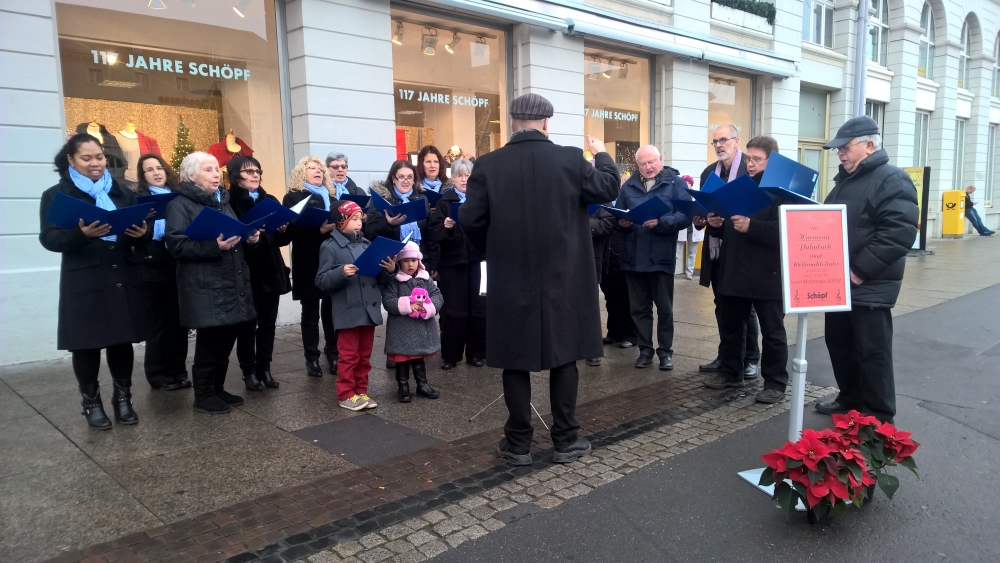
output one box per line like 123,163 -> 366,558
427,189 -> 485,318
825,150 -> 918,308
459,129 -> 620,371
133,183 -> 177,283
698,156 -> 749,288
419,178 -> 452,272
381,269 -> 444,356
229,185 -> 292,296
363,182 -> 434,268
314,229 -> 386,330
39,177 -> 152,350
705,196 -> 783,300
282,189 -> 333,301
164,181 -> 257,329
590,206 -> 616,283
616,167 -> 692,274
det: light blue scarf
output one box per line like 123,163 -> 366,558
456,189 -> 467,203
304,182 -> 330,210
69,167 -> 116,241
333,181 -> 349,200
248,190 -> 259,201
422,178 -> 442,192
148,186 -> 170,240
393,186 -> 421,242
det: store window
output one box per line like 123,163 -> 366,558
707,71 -> 753,164
959,22 -> 971,90
583,48 -> 649,175
865,101 -> 886,133
913,111 -> 930,167
919,3 -> 935,79
802,0 -> 834,49
798,90 -> 829,199
868,0 -> 889,67
954,119 -> 967,188
55,0 -> 286,187
390,11 -> 506,168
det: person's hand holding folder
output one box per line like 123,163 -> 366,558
384,211 -> 408,226
79,219 -> 112,239
707,213 -> 724,228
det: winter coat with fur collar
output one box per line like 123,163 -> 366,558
381,268 -> 443,356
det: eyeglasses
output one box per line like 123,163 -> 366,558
710,137 -> 736,147
328,164 -> 347,170
834,141 -> 865,154
746,156 -> 768,164
395,175 -> 415,182
242,168 -> 262,176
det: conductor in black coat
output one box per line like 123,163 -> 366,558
461,93 -> 620,466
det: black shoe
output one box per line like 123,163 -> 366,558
815,400 -> 854,415
216,390 -> 244,406
440,362 -> 456,371
79,384 -> 112,430
658,355 -> 673,370
396,362 -> 412,403
243,371 -> 264,392
618,341 -> 635,349
587,357 -> 602,366
157,379 -> 186,391
386,358 -> 396,369
634,354 -> 653,369
497,438 -> 532,466
412,361 -> 440,399
602,337 -> 615,344
553,436 -> 592,464
743,363 -> 759,380
175,377 -> 192,389
699,357 -> 722,372
755,388 -> 784,404
326,354 -> 338,375
258,368 -> 279,389
469,358 -> 486,367
194,394 -> 231,415
306,359 -> 323,377
110,381 -> 138,425
704,374 -> 745,389
193,370 -> 230,414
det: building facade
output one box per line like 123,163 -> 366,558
1,0 -> 996,365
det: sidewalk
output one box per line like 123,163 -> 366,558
1,236 -> 998,562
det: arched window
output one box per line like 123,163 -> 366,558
959,22 -> 971,89
918,3 -> 935,79
993,37 -> 1000,97
868,0 -> 890,66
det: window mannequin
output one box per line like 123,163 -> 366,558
119,121 -> 138,139
226,129 -> 240,153
86,122 -> 103,144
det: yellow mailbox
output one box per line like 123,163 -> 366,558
942,190 -> 966,237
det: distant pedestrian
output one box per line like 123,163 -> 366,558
675,174 -> 703,280
964,186 -> 994,236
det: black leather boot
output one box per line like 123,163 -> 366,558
193,367 -> 230,414
258,365 -> 279,389
110,380 -> 138,425
396,361 -> 412,403
412,360 -> 439,399
326,354 -> 338,375
79,384 -> 112,430
214,361 -> 244,406
306,359 -> 323,377
243,368 -> 264,391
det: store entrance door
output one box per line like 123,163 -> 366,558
798,143 -> 827,200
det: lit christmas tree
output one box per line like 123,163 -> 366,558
170,116 -> 195,170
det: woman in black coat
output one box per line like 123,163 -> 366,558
587,205 -> 616,366
427,158 -> 486,370
282,156 -> 339,377
39,134 -> 151,429
164,152 -> 260,415
134,154 -> 191,391
416,145 -> 452,275
229,155 -> 291,391
363,160 -> 429,244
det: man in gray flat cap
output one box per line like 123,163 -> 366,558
816,116 -> 918,424
461,93 -> 620,465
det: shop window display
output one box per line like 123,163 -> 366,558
55,0 -> 285,188
706,71 -> 753,164
390,11 -> 507,167
583,49 -> 649,176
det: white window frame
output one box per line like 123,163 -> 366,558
993,37 -> 1000,98
913,111 -> 930,167
865,101 -> 885,133
953,118 -> 967,188
918,3 -> 935,79
959,23 -> 971,89
868,0 -> 890,67
802,0 -> 834,49
987,125 -> 997,207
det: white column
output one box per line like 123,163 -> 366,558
883,22 -> 921,166
512,24 -> 585,148
759,76 -> 802,156
926,41 -> 961,239
965,54 -> 993,202
654,56 -> 708,178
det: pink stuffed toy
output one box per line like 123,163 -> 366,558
408,288 -> 430,318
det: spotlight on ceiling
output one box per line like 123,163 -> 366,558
147,0 -> 167,9
233,0 -> 249,18
391,21 -> 404,45
445,32 -> 461,54
619,62 -> 629,79
602,59 -> 613,79
422,28 -> 439,56
473,36 -> 488,57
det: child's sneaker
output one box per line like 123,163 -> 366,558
339,395 -> 368,411
360,394 -> 377,408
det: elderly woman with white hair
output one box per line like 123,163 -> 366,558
164,151 -> 260,415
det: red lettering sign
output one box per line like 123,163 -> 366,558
780,205 -> 852,314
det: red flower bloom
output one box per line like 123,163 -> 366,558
761,441 -> 799,472
815,428 -> 850,449
793,430 -> 833,472
832,410 -> 879,438
804,473 -> 850,508
876,422 -> 920,461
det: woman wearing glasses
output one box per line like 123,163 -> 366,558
325,152 -> 367,202
229,155 -> 291,391
364,160 -> 429,244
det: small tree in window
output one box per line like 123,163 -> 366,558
170,116 -> 195,171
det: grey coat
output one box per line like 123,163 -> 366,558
314,229 -> 385,330
381,270 -> 443,356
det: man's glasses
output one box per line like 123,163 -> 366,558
746,156 -> 768,164
834,141 -> 865,154
710,137 -> 736,147
329,164 -> 347,170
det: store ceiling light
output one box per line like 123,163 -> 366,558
422,28 -> 439,56
473,36 -> 488,57
233,0 -> 249,18
107,52 -> 118,65
392,21 -> 404,45
148,0 -> 167,9
602,59 -> 613,79
619,62 -> 629,79
445,32 -> 461,55
587,58 -> 601,80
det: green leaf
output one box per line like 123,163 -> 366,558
848,462 -> 863,483
899,456 -> 920,479
878,473 -> 900,500
831,501 -> 848,516
786,459 -> 803,469
775,483 -> 796,520
808,469 -> 823,484
812,501 -> 830,521
759,467 -> 775,487
871,443 -> 887,463
792,481 -> 808,499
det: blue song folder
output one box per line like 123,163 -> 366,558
183,207 -> 272,241
236,198 -> 298,234
701,172 -> 726,193
449,202 -> 463,222
46,192 -> 154,235
687,175 -> 773,219
759,152 -> 818,197
295,206 -> 333,228
761,187 -> 819,205
339,193 -> 371,209
370,191 -> 428,225
423,190 -> 445,206
136,192 -> 179,220
353,233 -> 413,278
587,204 -> 602,215
670,199 -> 711,220
603,197 -> 671,224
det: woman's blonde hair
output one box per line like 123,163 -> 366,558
287,156 -> 333,193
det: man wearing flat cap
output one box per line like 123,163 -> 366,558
461,93 -> 620,465
816,116 -> 918,424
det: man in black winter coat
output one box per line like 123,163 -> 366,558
816,116 -> 918,423
461,93 -> 620,466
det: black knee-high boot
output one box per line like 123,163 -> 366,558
396,361 -> 412,403
412,359 -> 439,399
80,384 -> 112,430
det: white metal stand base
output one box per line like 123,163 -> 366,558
737,468 -> 806,511
469,394 -> 549,430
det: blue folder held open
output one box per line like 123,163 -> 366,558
670,199 -> 711,220
687,175 -> 773,219
46,192 -> 154,236
237,197 -> 298,234
701,172 -> 726,193
449,201 -> 463,222
136,192 -> 179,220
761,187 -> 819,205
295,206 -> 333,228
353,233 -> 413,278
183,207 -> 272,241
587,204 -> 602,215
758,151 -> 819,198
339,193 -> 371,209
603,196 -> 671,224
369,191 -> 427,225
423,190 -> 445,207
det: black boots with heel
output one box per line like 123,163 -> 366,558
412,360 -> 439,399
80,384 -> 112,430
110,380 -> 138,425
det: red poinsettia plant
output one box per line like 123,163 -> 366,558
758,411 -> 919,522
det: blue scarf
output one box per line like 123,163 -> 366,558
148,186 -> 171,240
456,189 -> 467,203
69,167 -> 116,241
333,181 -> 349,200
304,182 -> 330,210
248,189 -> 259,201
214,190 -> 221,202
393,186 -> 421,242
422,178 -> 442,192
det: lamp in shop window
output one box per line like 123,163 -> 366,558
422,28 -> 439,56
392,21 -> 405,45
587,58 -> 601,80
147,0 -> 166,9
619,62 -> 629,79
474,36 -> 488,57
107,52 -> 118,65
233,0 -> 249,18
445,32 -> 461,55
602,59 -> 613,79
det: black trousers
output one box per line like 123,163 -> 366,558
600,268 -> 636,343
825,307 -> 896,421
300,297 -> 336,361
502,362 -> 580,454
710,272 -> 760,364
142,280 -> 189,388
717,296 -> 788,391
237,291 -> 281,373
625,271 -> 674,358
192,323 -> 248,399
440,314 -> 487,363
71,343 -> 134,387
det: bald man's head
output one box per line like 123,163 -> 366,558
636,145 -> 662,180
